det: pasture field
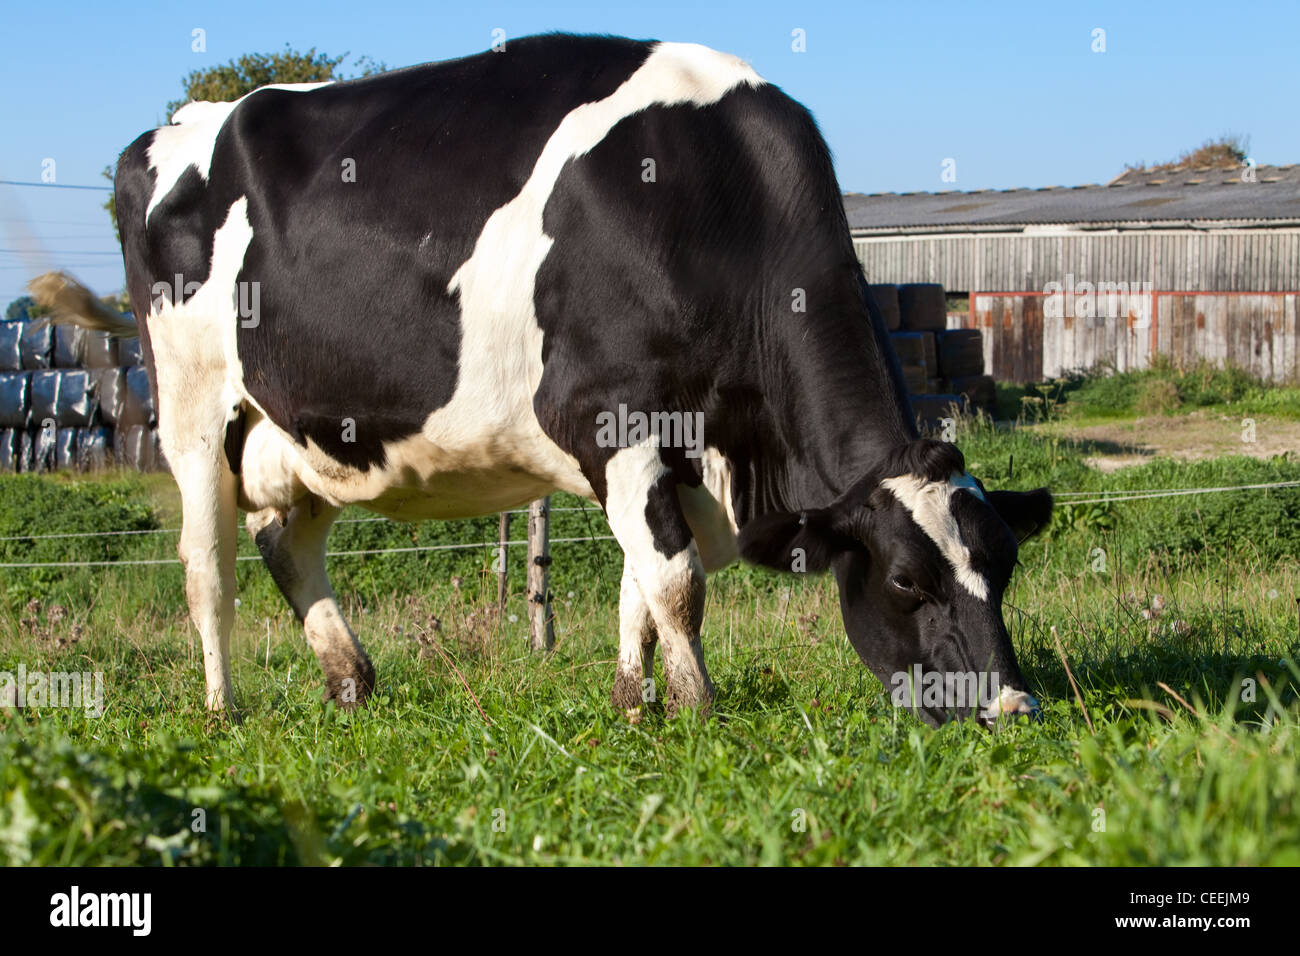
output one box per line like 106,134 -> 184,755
2,367 -> 1299,866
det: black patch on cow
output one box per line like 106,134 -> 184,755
254,521 -> 307,622
145,165 -> 215,299
223,406 -> 246,474
114,134 -> 164,415
644,470 -> 694,558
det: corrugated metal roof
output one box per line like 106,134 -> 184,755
844,164 -> 1300,232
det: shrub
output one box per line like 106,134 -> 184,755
0,474 -> 158,609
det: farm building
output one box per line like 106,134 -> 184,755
847,164 -> 1300,383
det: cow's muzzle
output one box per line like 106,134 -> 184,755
978,685 -> 1041,727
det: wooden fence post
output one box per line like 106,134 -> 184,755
496,512 -> 511,611
527,497 -> 554,651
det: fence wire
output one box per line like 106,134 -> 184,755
1,478 -> 1297,568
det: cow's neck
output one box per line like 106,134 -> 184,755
724,296 -> 917,525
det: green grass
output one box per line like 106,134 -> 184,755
996,358 -> 1300,424
2,416 -> 1299,866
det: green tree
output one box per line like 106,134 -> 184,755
103,46 -> 384,244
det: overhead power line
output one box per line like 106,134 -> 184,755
0,180 -> 113,192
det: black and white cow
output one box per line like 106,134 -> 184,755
32,33 -> 1052,726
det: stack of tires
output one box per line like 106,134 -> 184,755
867,282 -> 997,430
0,305 -> 165,474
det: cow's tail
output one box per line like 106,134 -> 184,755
26,271 -> 137,336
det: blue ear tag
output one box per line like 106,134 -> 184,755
798,512 -> 807,526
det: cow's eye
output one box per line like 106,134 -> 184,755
888,574 -> 922,600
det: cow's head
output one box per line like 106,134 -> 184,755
739,439 -> 1052,727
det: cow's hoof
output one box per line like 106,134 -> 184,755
203,708 -> 242,730
323,658 -> 376,710
610,670 -> 645,712
664,688 -> 715,720
203,690 -> 241,724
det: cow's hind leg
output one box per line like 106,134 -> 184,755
248,499 -> 375,706
604,444 -> 713,716
611,556 -> 659,720
152,367 -> 239,713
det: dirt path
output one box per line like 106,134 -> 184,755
1046,411 -> 1300,472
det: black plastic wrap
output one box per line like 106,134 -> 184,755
92,367 -> 127,426
118,336 -> 142,366
115,424 -> 154,471
17,429 -> 36,472
55,427 -> 78,470
52,325 -> 86,367
29,370 -> 98,428
77,427 -> 113,471
0,321 -> 23,371
120,366 -> 155,428
83,330 -> 120,368
32,422 -> 56,472
20,322 -> 53,369
0,428 -> 17,472
0,372 -> 30,428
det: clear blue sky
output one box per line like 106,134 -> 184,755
3,0 -> 1297,303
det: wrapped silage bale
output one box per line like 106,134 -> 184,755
17,429 -> 36,472
20,322 -> 53,369
29,370 -> 98,428
52,324 -> 86,367
92,367 -> 127,426
76,427 -> 113,471
0,322 -> 24,371
897,284 -> 948,332
0,371 -> 30,428
0,428 -> 18,472
118,336 -> 142,366
55,427 -> 78,470
120,366 -> 154,428
83,330 -> 120,368
115,424 -> 149,471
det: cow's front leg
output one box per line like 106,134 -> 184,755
604,444 -> 713,717
611,556 -> 658,721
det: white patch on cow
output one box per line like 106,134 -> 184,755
147,197 -> 255,441
604,441 -> 712,706
879,471 -> 990,602
677,448 -> 739,571
615,556 -> 657,721
145,82 -> 332,223
237,409 -> 308,514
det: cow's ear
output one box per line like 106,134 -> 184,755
987,488 -> 1054,541
738,507 -> 859,574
